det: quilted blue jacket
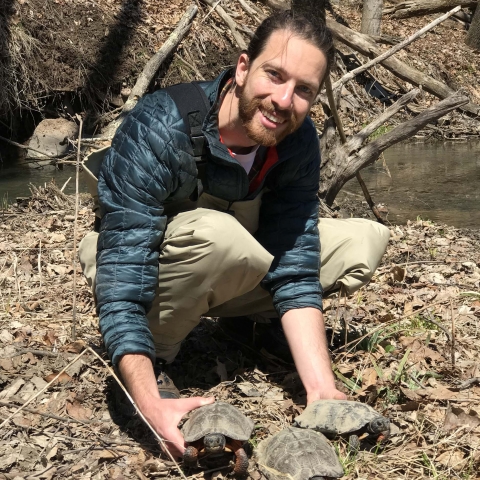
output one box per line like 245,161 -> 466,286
96,70 -> 323,366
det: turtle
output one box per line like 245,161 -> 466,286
181,401 -> 255,476
255,427 -> 344,480
293,400 -> 390,451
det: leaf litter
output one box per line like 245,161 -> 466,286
1,182 -> 480,479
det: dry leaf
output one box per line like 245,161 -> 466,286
391,266 -> 405,282
44,372 -> 73,385
436,450 -> 465,469
0,378 -> 25,399
443,405 -> 480,431
66,399 -> 93,421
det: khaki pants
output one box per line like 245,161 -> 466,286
79,193 -> 390,362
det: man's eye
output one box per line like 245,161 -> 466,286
267,70 -> 280,79
298,86 -> 312,95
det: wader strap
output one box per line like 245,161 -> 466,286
165,82 -> 210,201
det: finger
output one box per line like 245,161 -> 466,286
161,428 -> 186,459
333,391 -> 348,400
177,396 -> 215,414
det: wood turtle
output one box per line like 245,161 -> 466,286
255,427 -> 344,480
294,400 -> 390,450
181,401 -> 255,476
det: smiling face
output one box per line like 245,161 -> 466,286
235,29 -> 328,147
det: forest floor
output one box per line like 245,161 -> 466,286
1,0 -> 480,479
0,185 -> 479,480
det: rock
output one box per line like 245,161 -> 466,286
27,118 -> 78,161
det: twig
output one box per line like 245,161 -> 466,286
60,177 -> 72,193
0,134 -> 61,159
423,312 -> 452,342
331,6 -> 462,93
86,347 -> 188,480
72,114 -> 83,341
37,240 -> 42,287
450,298 -> 456,367
458,377 -> 480,390
200,0 -> 247,49
0,348 -> 88,429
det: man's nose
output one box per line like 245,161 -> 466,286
271,82 -> 294,111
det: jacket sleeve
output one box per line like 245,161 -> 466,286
256,121 -> 322,318
95,93 -> 195,366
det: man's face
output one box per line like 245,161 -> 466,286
236,30 -> 327,147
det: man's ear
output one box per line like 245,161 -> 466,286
235,52 -> 250,87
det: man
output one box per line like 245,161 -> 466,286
79,11 -> 389,458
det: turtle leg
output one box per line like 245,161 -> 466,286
230,440 -> 249,476
184,445 -> 199,468
348,434 -> 361,454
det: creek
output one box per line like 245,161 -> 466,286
0,141 -> 479,228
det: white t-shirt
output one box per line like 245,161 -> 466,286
229,145 -> 260,174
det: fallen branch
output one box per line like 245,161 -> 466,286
200,0 -> 248,50
326,18 -> 480,116
384,0 -> 477,19
103,5 -> 199,138
0,135 -> 63,159
238,0 -> 267,20
330,6 -> 462,94
324,76 -> 386,224
320,92 -> 468,204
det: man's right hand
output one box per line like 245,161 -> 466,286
118,353 -> 214,458
141,396 -> 215,458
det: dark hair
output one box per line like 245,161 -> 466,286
246,10 -> 335,87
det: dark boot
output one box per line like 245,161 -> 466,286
154,360 -> 181,399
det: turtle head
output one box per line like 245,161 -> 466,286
204,433 -> 226,454
367,417 -> 390,437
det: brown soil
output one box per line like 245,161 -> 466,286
0,184 -> 479,479
4,0 -> 479,138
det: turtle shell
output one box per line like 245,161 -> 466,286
255,427 -> 344,480
294,400 -> 388,436
182,402 -> 254,443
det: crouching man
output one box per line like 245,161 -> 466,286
79,11 -> 390,458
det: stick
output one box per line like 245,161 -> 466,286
86,347 -> 188,480
458,377 -> 480,390
103,5 -> 199,138
451,299 -> 456,367
200,0 -> 248,49
0,349 -> 88,429
72,115 -> 83,341
330,6 -> 462,94
324,76 -> 386,224
238,0 -> 266,20
0,135 -> 62,159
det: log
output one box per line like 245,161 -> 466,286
319,92 -> 469,204
103,5 -> 198,138
329,6 -> 461,94
466,1 -> 480,48
384,0 -> 477,19
326,18 -> 480,116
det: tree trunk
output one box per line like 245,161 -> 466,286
384,0 -> 477,19
361,0 -> 384,35
466,4 -> 480,48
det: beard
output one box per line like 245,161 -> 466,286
238,86 -> 301,147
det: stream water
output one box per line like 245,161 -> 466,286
340,140 -> 480,229
0,141 -> 479,228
